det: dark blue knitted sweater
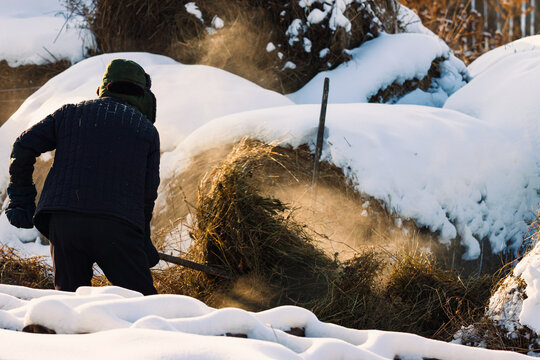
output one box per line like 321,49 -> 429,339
8,97 -> 160,239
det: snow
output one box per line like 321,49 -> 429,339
289,33 -> 467,107
0,284 -> 533,360
487,238 -> 540,339
319,48 -> 330,58
445,36 -> 540,144
1,2 -> 540,358
444,36 -> 540,253
304,38 -> 313,53
329,0 -> 352,32
515,245 -> 540,334
266,42 -> 276,52
453,35 -> 540,344
466,36 -> 540,77
398,3 -> 439,37
307,9 -> 327,25
282,61 -> 297,70
212,16 -> 225,29
0,52 -> 292,187
185,2 -> 203,23
1,35 -> 538,265
286,19 -> 304,45
0,0 -> 95,66
161,103 -> 537,259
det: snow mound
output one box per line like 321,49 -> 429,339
466,35 -> 540,77
162,103 -> 538,259
445,36 -> 540,153
0,52 -> 293,190
0,0 -> 95,66
289,33 -> 468,108
0,52 -> 293,254
0,284 -> 531,360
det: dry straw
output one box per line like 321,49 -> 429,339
0,245 -> 53,289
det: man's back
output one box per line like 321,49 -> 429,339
36,97 -> 160,234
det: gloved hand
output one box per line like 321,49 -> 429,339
5,184 -> 37,229
144,236 -> 160,268
5,204 -> 35,229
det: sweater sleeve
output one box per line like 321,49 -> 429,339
144,130 -> 160,241
8,109 -> 60,200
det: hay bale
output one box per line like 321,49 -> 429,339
191,139 -> 339,304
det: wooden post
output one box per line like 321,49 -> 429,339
312,77 -> 330,191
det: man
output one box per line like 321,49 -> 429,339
5,59 -> 160,295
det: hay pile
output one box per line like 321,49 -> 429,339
70,0 -> 399,92
156,139 -> 498,340
190,139 -> 339,304
0,246 -> 53,289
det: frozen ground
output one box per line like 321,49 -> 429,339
0,284 -> 533,360
0,0 -> 94,66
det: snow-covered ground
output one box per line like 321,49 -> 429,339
1,37 -> 537,260
0,284 -> 533,360
1,1 -> 540,358
0,0 -> 94,66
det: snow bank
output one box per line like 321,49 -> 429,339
443,34 -> 540,247
289,33 -> 467,107
445,36 -> 540,151
0,284 -> 531,360
0,0 -> 94,66
0,52 -> 292,253
466,35 -> 540,77
163,103 -> 538,259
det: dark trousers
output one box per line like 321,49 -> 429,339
48,212 -> 157,295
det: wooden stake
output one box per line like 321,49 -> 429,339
312,77 -> 330,192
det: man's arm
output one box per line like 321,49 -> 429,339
6,110 -> 59,228
143,130 -> 161,267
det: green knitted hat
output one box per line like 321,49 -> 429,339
101,59 -> 147,89
97,59 -> 157,123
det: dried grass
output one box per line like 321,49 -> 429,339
0,246 -> 53,289
157,139 -> 500,340
191,139 -> 339,304
402,0 -> 535,64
